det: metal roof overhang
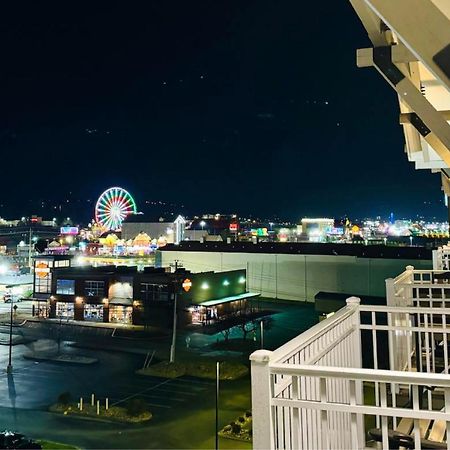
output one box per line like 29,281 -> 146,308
109,297 -> 133,306
199,292 -> 260,307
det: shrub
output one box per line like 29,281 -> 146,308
230,422 -> 241,435
126,398 -> 147,417
57,392 -> 72,405
238,416 -> 245,423
223,425 -> 232,432
245,410 -> 252,418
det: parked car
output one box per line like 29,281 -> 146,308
3,294 -> 21,303
0,431 -> 42,449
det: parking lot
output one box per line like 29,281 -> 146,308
0,341 -> 249,448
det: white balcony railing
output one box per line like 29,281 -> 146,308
433,246 -> 450,271
387,265 -> 450,310
250,297 -> 450,450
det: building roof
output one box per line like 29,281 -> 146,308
199,292 -> 260,307
123,213 -> 183,224
159,241 -> 432,260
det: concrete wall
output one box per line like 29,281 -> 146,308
157,250 -> 432,301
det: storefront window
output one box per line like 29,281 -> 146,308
85,280 -> 105,297
56,279 -> 75,295
109,305 -> 132,324
84,304 -> 103,321
56,302 -> 74,319
141,283 -> 169,302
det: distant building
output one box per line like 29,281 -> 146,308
157,241 -> 432,301
300,218 -> 334,242
122,214 -> 186,244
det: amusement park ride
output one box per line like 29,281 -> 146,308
94,187 -> 137,232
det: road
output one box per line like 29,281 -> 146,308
0,299 -> 33,316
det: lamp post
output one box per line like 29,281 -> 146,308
215,361 -> 220,450
7,292 -> 13,373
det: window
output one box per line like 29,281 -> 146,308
56,279 -> 75,295
141,283 -> 169,302
35,275 -> 52,293
84,304 -> 103,321
56,302 -> 74,319
54,260 -> 70,268
85,280 -> 105,297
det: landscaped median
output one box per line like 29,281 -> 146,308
136,360 -> 249,380
49,393 -> 152,424
37,439 -> 79,449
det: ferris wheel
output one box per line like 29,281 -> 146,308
95,187 -> 137,231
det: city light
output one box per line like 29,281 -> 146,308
223,279 -> 230,286
201,282 -> 209,289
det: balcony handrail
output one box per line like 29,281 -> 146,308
271,302 -> 357,362
359,304 -> 450,314
269,363 -> 450,387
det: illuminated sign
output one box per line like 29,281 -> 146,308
60,227 -> 79,235
35,261 -> 49,279
251,228 -> 268,237
182,278 -> 192,292
229,223 -> 238,232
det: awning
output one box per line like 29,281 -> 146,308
109,297 -> 133,306
199,292 -> 260,307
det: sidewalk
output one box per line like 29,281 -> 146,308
27,317 -> 145,331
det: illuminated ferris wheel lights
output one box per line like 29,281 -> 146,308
95,187 -> 137,231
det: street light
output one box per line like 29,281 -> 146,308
6,288 -> 13,373
200,220 -> 206,231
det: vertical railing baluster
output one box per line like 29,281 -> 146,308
412,384 -> 422,450
380,383 -> 389,449
444,312 -> 449,374
444,387 -> 450,450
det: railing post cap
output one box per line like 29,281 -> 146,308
346,296 -> 361,305
250,349 -> 273,363
406,265 -> 414,271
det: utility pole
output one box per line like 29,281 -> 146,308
169,260 -> 179,363
169,291 -> 178,363
28,226 -> 33,270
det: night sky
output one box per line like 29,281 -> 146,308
0,1 -> 446,221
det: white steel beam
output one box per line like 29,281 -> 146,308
364,0 -> 450,91
367,47 -> 450,166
